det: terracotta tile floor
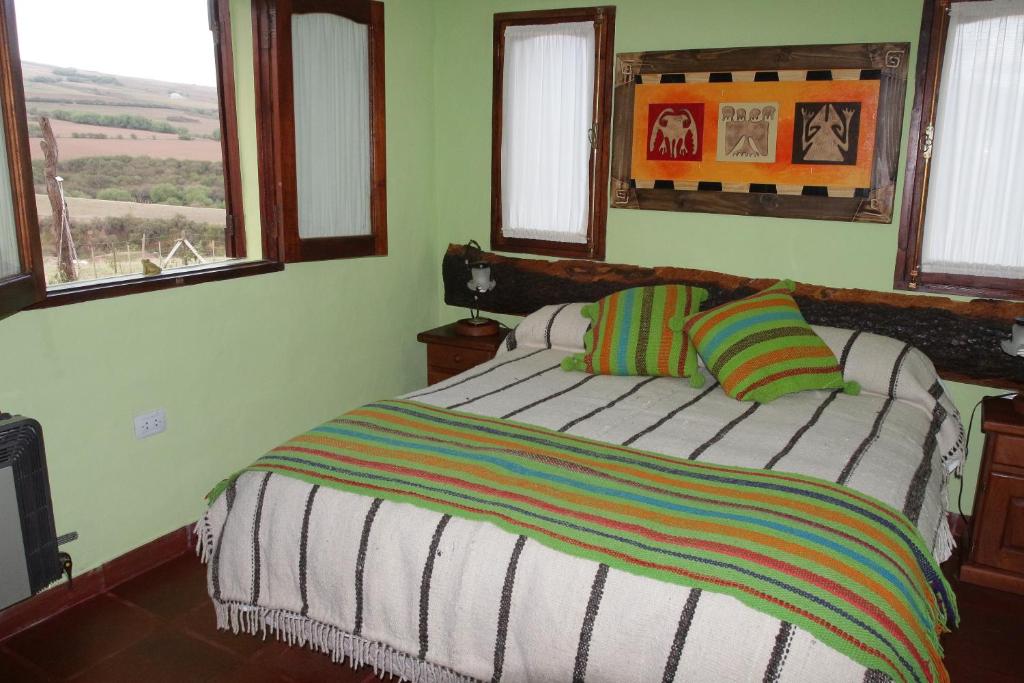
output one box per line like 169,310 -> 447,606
0,555 -> 376,682
0,551 -> 1022,681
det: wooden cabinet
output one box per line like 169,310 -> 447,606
417,323 -> 509,386
961,396 -> 1024,594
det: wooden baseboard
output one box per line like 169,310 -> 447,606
959,563 -> 1024,595
0,524 -> 195,642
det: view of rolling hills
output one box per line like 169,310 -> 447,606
21,61 -> 229,284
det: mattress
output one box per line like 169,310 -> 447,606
201,305 -> 963,682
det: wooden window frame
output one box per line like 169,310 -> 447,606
490,6 -> 615,262
0,0 -> 44,319
252,0 -> 387,263
210,0 -> 248,262
0,0 -> 275,315
894,0 -> 1023,300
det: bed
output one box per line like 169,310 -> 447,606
200,303 -> 964,683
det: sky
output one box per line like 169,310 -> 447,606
14,0 -> 217,87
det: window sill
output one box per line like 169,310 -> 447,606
490,235 -> 605,261
895,271 -> 1024,301
29,259 -> 283,309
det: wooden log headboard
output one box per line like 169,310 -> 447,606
441,244 -> 1024,390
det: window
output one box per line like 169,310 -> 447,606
896,0 -> 1024,299
0,0 -> 44,319
252,0 -> 387,263
0,0 -> 276,317
491,7 -> 615,261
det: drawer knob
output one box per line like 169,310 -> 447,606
453,353 -> 463,363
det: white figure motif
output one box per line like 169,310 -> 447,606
800,104 -> 856,162
649,108 -> 699,158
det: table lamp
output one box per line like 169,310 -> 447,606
455,240 -> 499,337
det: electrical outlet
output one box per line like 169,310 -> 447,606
134,409 -> 166,439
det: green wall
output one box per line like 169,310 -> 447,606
431,0 -> 1001,512
0,0 -> 439,575
0,0 -> 1003,577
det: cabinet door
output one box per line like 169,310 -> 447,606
975,472 -> 1024,574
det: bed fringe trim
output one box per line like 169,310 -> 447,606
945,425 -> 966,476
934,403 -> 965,563
935,479 -> 957,563
935,439 -> 962,564
211,599 -> 478,683
196,508 -> 215,564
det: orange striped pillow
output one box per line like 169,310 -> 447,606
682,280 -> 859,402
562,285 -> 707,385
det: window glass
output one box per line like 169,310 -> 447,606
491,7 -> 613,261
921,3 -> 1024,280
0,113 -> 20,280
500,21 -> 595,244
292,13 -> 370,239
14,0 -> 232,287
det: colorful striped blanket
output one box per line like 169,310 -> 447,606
209,398 -> 956,683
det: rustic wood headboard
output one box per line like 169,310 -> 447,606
441,244 -> 1024,390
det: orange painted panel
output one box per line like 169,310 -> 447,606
630,80 -> 880,188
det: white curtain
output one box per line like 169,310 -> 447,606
292,13 -> 371,239
501,21 -> 595,244
922,0 -> 1024,279
0,113 -> 20,280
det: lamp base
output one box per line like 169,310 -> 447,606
455,317 -> 499,337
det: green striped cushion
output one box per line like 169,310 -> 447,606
563,285 -> 708,385
681,280 -> 859,402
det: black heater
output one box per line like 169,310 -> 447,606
0,413 -> 71,609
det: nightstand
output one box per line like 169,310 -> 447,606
960,396 -> 1024,594
417,323 -> 509,386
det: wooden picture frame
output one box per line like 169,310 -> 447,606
609,43 -> 910,223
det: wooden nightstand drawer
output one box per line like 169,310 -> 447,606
992,433 -> 1024,470
428,345 -> 493,373
417,323 -> 509,386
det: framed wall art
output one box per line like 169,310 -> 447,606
609,43 -> 909,223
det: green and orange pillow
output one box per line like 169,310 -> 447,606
562,284 -> 708,386
680,280 -> 859,402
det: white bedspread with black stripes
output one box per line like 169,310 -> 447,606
203,307 -> 963,683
